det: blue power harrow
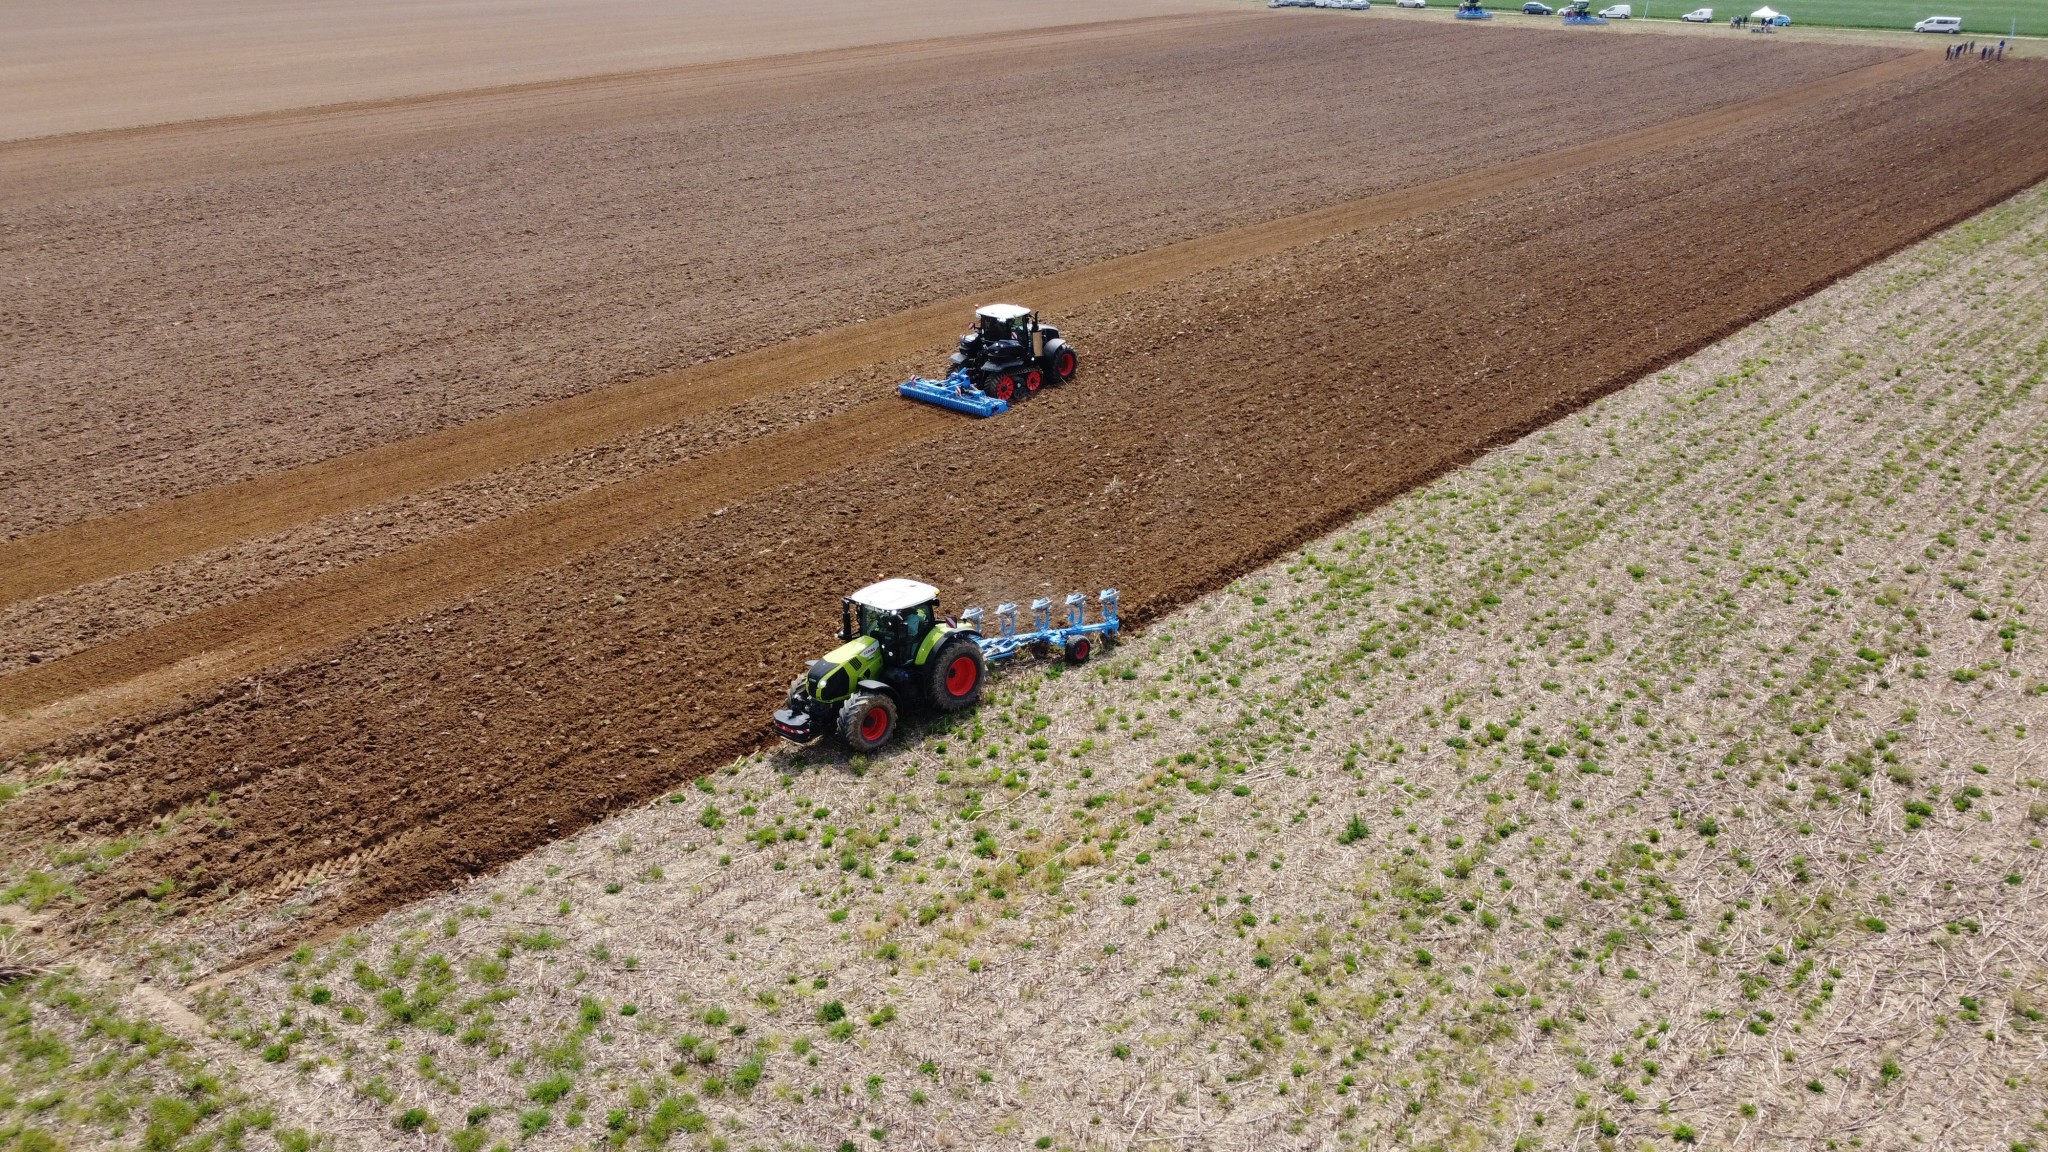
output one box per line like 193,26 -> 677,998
898,370 -> 1009,419
958,589 -> 1120,662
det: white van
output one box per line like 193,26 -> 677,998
1913,15 -> 1962,31
1681,6 -> 1713,19
1598,2 -> 1632,15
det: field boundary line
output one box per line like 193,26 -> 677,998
0,49 -> 1937,614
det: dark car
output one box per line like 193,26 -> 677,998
1522,1 -> 1554,12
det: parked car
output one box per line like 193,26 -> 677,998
1523,1 -> 1554,11
1766,12 -> 1791,23
1681,6 -> 1714,19
1397,0 -> 1427,8
1913,14 -> 1962,31
1598,3 -> 1632,16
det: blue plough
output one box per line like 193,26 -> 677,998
898,370 -> 1008,418
958,590 -> 1120,662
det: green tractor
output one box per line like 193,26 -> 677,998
770,578 -> 985,752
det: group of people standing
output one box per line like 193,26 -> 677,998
1947,39 -> 2009,61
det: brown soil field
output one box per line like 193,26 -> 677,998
0,0 -> 1228,141
0,16 -> 1902,541
0,51 -> 1932,682
3,22 -> 2044,969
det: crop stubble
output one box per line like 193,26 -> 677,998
4,25 -> 2048,951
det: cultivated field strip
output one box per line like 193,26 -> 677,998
0,50 -> 1935,613
10,21 -> 1870,545
0,402 -> 948,755
198,182 -> 2048,1152
5,61 -> 2045,951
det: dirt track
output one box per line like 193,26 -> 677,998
7,50 -> 2047,954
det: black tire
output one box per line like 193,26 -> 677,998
1045,341 -> 1079,384
926,637 -> 985,713
838,693 -> 897,752
1065,636 -> 1094,664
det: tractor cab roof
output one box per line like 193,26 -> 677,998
975,304 -> 1032,323
846,578 -> 940,612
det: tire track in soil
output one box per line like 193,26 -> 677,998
0,49 -> 1934,616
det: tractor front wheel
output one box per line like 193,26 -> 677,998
838,693 -> 898,752
926,638 -> 985,713
1047,343 -> 1079,384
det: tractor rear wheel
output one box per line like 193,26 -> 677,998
838,693 -> 898,752
926,638 -> 985,713
989,375 -> 1016,401
1022,369 -> 1043,394
1047,343 -> 1079,384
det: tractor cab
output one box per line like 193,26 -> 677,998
957,304 -> 1042,368
842,578 -> 940,665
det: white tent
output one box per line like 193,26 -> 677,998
1750,5 -> 1779,16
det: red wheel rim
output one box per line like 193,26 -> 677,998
991,376 -> 1015,401
1057,351 -> 1076,377
1023,369 -> 1043,393
945,654 -> 979,696
860,706 -> 890,743
1071,638 -> 1090,661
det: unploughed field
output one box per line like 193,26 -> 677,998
2,10 -> 2048,1148
12,168 -> 2048,1152
3,14 -> 2048,968
0,0 -> 1230,141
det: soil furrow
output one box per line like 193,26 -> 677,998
0,401 -> 950,754
0,49 -> 1932,613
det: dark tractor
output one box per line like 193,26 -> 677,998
770,578 -> 986,753
948,304 -> 1079,403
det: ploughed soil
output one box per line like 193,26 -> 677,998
0,15 -> 1896,538
7,48 -> 2046,956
